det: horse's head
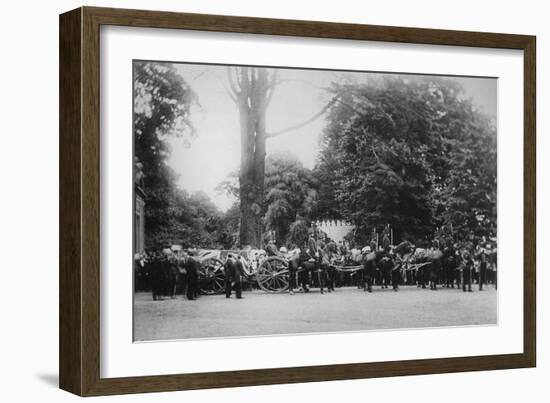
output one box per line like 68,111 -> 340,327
394,240 -> 413,256
361,250 -> 377,264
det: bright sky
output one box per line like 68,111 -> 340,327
167,64 -> 497,212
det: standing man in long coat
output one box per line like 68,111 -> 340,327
149,252 -> 164,301
182,252 -> 200,300
224,254 -> 244,299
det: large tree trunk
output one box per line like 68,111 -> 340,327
237,68 -> 268,248
227,67 -> 331,248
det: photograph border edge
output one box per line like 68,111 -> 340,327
59,5 -> 536,396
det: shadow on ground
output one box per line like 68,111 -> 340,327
35,373 -> 58,388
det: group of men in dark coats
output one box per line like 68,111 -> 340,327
142,252 -> 179,301
135,250 -> 201,301
136,249 -> 248,301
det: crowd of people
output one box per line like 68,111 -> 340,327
134,249 -> 252,301
134,229 -> 497,301
134,250 -> 201,301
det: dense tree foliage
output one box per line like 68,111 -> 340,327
137,64 -> 496,251
135,61 -> 248,250
263,153 -> 317,244
217,153 -> 318,247
315,75 -> 496,245
287,219 -> 311,248
134,62 -> 219,249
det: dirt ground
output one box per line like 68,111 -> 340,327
133,285 -> 497,341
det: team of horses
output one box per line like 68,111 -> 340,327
284,240 -> 463,293
354,241 -> 463,292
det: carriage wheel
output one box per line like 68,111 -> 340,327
257,256 -> 289,293
199,258 -> 225,295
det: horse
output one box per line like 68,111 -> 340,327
349,248 -> 364,288
390,241 -> 415,291
378,254 -> 393,289
360,249 -> 390,292
442,246 -> 460,288
408,247 -> 444,290
427,251 -> 443,290
288,247 -> 315,293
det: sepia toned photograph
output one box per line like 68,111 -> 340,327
132,61 -> 498,342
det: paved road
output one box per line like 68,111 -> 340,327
134,285 -> 497,341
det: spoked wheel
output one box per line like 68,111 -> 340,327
199,258 -> 225,295
257,256 -> 289,293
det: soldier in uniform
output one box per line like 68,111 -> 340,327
287,244 -> 301,295
379,232 -> 392,289
322,240 -> 338,292
381,231 -> 391,253
391,242 -> 411,291
297,235 -> 317,291
428,240 -> 442,290
338,240 -> 349,263
294,247 -> 311,292
476,244 -> 488,291
290,235 -> 316,292
312,238 -> 322,290
462,251 -> 473,292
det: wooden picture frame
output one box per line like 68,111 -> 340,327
59,6 -> 536,396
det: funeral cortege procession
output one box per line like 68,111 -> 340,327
135,224 -> 497,299
132,61 -> 498,340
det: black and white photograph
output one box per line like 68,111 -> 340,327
132,61 -> 498,342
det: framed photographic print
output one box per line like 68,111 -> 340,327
59,6 -> 536,396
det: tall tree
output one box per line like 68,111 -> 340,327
316,75 -> 496,244
133,62 -> 196,248
225,67 -> 275,247
225,67 -> 336,247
